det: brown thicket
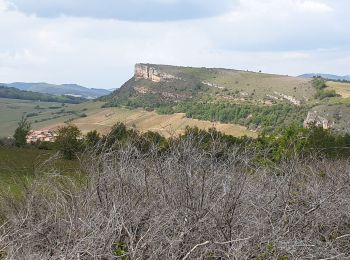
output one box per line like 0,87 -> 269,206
1,136 -> 350,259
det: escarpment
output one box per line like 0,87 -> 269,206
135,64 -> 178,82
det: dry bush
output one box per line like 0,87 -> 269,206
1,136 -> 350,259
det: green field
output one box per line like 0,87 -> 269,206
0,147 -> 81,196
0,98 -> 104,137
180,67 -> 316,102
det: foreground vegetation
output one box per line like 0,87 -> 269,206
0,147 -> 81,196
0,122 -> 350,258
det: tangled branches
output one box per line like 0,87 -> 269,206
1,136 -> 350,259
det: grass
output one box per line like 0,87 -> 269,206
0,98 -> 105,138
326,81 -> 350,98
162,65 -> 315,103
0,147 -> 81,196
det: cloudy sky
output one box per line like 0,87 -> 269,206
0,0 -> 349,89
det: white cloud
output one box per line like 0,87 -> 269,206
0,0 -> 10,11
297,1 -> 333,13
0,0 -> 348,88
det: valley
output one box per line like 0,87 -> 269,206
0,98 -> 103,137
2,64 -> 350,139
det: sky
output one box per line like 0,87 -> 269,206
0,0 -> 349,89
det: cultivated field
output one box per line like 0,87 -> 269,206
326,81 -> 350,98
43,107 -> 257,138
0,98 -> 256,138
0,98 -> 104,137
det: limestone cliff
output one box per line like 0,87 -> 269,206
135,64 -> 178,82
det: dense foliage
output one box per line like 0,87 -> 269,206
0,85 -> 86,104
174,102 -> 309,131
105,95 -> 309,132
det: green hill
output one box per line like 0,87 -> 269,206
102,64 -> 350,133
0,85 -> 87,104
2,82 -> 110,99
103,63 -> 315,107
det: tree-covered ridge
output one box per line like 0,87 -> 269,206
0,85 -> 87,104
3,82 -> 110,99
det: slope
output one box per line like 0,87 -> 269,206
104,63 -> 315,108
101,64 -> 350,134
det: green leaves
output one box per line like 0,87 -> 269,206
13,116 -> 31,147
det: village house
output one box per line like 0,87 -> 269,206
26,130 -> 58,144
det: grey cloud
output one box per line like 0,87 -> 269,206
9,0 -> 236,21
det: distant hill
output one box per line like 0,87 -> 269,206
300,73 -> 350,81
1,82 -> 110,99
101,63 -> 317,131
103,63 -> 314,108
0,85 -> 86,104
2,63 -> 349,137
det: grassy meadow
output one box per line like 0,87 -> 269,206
166,65 -> 316,102
326,81 -> 350,98
0,147 -> 82,196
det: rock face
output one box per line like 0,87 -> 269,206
304,111 -> 334,129
135,64 -> 178,82
274,92 -> 301,106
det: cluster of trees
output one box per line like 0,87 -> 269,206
171,102 -> 308,131
0,85 -> 86,104
312,78 -> 338,100
9,115 -> 350,162
41,123 -> 350,161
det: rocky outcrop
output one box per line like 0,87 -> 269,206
135,64 -> 178,82
202,81 -> 224,89
273,92 -> 301,106
304,111 -> 334,129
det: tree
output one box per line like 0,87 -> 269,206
56,125 -> 82,160
13,116 -> 31,147
85,130 -> 101,147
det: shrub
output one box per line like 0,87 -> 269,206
55,125 -> 83,160
0,137 -> 15,148
13,116 -> 31,147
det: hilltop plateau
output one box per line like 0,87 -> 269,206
101,63 -> 350,133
